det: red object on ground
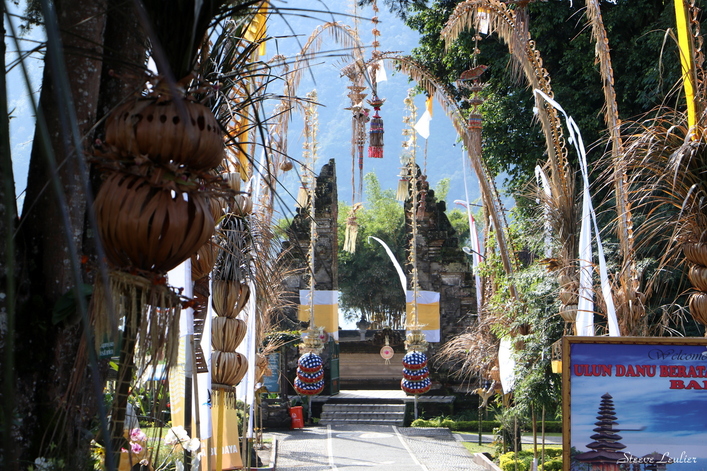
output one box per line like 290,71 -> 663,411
290,406 -> 304,429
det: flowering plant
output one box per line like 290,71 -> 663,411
161,426 -> 202,471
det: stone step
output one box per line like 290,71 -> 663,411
319,418 -> 403,426
319,403 -> 406,426
322,404 -> 405,413
320,412 -> 405,419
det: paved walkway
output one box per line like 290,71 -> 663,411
271,424 -> 487,471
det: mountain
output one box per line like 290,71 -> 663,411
265,1 -> 490,222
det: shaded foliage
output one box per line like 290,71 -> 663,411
338,173 -> 407,327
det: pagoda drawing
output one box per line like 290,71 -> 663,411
574,393 -> 636,471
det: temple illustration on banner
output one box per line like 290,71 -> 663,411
574,393 -> 672,471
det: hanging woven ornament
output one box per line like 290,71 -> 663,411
297,185 -> 309,208
396,164 -> 410,202
294,352 -> 325,396
401,351 -> 431,395
457,65 -> 487,159
343,202 -> 364,254
368,95 -> 385,158
366,0 -> 385,159
354,105 -> 369,197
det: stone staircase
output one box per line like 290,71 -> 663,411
319,403 -> 406,426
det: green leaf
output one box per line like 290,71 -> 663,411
51,283 -> 93,326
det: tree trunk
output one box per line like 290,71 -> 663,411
0,4 -> 20,468
14,0 -> 107,466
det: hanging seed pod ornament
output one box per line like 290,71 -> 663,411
94,171 -> 215,273
104,81 -> 224,171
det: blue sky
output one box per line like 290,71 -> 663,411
264,1 -> 483,220
570,342 -> 707,470
8,0 -> 491,231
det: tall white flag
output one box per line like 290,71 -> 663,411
534,89 -> 620,337
414,109 -> 432,139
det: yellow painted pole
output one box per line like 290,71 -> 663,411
674,0 -> 698,136
216,392 -> 224,471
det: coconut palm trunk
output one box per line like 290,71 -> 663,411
13,0 -> 108,466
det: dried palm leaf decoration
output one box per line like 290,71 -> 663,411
94,171 -> 215,273
104,80 -> 224,170
343,203 -> 364,253
341,13 -> 370,251
210,173 -> 254,407
295,93 -> 326,396
401,92 -> 430,397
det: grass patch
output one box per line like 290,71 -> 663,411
462,442 -> 496,454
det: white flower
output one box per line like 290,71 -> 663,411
184,438 -> 201,453
165,426 -> 190,446
175,461 -> 184,471
34,458 -> 52,471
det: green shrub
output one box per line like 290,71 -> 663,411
499,450 -> 563,471
540,458 -> 563,471
499,451 -> 534,471
440,418 -> 455,429
409,416 -> 562,433
544,448 -> 562,459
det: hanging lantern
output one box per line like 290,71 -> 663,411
368,96 -> 385,158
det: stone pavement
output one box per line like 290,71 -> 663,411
270,424 -> 488,471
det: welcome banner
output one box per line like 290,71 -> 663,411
564,337 -> 707,471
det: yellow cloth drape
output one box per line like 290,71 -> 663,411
298,290 -> 339,340
405,290 -> 440,342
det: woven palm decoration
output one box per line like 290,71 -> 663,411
367,0 -> 385,159
343,81 -> 369,252
399,93 -> 430,396
104,84 -> 224,170
92,77 -> 225,391
343,203 -> 364,254
94,172 -> 215,273
368,96 -> 385,158
457,65 -> 487,160
295,96 -> 326,396
209,173 -> 254,405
